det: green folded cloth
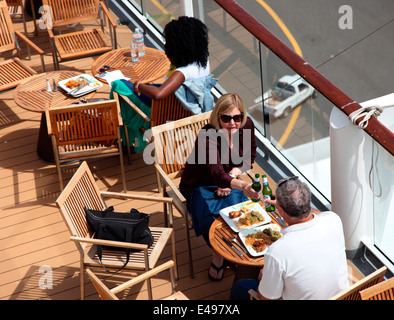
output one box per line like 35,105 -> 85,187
110,80 -> 151,153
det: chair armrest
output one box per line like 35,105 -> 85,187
69,236 -> 148,251
111,260 -> 175,294
154,163 -> 186,203
119,93 -> 151,124
44,107 -> 52,135
99,1 -> 118,28
248,289 -> 260,300
100,191 -> 173,204
15,30 -> 44,55
15,30 -> 46,71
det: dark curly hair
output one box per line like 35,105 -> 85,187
163,16 -> 209,68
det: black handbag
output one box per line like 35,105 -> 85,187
85,206 -> 154,272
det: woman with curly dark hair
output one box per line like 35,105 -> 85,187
110,16 -> 216,153
132,16 -> 215,110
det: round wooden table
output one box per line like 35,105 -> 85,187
91,47 -> 171,84
14,71 -> 96,163
209,210 -> 287,268
209,216 -> 265,267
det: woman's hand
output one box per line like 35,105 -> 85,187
241,181 -> 258,199
230,179 -> 259,199
216,187 -> 231,197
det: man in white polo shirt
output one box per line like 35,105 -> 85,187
230,176 -> 349,300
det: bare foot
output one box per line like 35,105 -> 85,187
208,251 -> 224,280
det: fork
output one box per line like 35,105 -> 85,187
69,83 -> 87,95
231,237 -> 248,254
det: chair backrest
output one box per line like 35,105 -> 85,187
86,268 -> 119,300
330,266 -> 387,300
360,276 -> 394,300
55,161 -> 106,250
151,111 -> 211,177
6,0 -> 22,6
41,0 -> 100,27
150,93 -> 193,127
46,100 -> 122,152
0,1 -> 17,53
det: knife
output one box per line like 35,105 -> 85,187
231,237 -> 248,254
222,237 -> 243,257
271,211 -> 287,228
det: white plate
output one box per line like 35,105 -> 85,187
239,224 -> 282,257
58,74 -> 103,97
219,201 -> 271,233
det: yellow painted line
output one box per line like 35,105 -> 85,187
151,0 -> 172,17
256,0 -> 303,148
256,0 -> 303,57
277,105 -> 302,147
151,0 -> 169,15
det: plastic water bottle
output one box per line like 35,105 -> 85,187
133,28 -> 145,57
131,41 -> 139,62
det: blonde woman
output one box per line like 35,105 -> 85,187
180,93 -> 258,281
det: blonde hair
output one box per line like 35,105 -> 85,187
209,93 -> 247,129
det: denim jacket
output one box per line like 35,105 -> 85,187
174,74 -> 218,114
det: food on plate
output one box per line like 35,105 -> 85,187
229,210 -> 242,219
64,76 -> 89,90
240,201 -> 256,213
262,227 -> 282,242
245,227 -> 282,253
251,239 -> 266,252
237,210 -> 265,227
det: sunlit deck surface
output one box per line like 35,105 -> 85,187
0,11 -> 362,300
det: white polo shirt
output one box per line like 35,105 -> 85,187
258,211 -> 349,300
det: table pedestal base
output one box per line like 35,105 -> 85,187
37,113 -> 55,164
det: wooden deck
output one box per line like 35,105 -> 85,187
0,9 -> 363,301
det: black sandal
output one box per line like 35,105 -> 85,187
208,262 -> 225,281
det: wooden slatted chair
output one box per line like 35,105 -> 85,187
114,92 -> 193,130
0,1 -> 45,91
86,260 -> 188,300
41,0 -> 117,70
113,91 -> 193,163
45,100 -> 127,191
150,111 -> 212,278
360,276 -> 394,300
56,161 -> 177,300
6,0 -> 27,33
6,0 -> 38,35
247,266 -> 388,300
330,266 -> 387,300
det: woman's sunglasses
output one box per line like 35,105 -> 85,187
219,113 -> 244,123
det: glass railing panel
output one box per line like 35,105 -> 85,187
205,10 -> 262,120
258,48 -> 332,202
142,0 -> 179,29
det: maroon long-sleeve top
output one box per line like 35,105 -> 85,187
179,117 -> 257,201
